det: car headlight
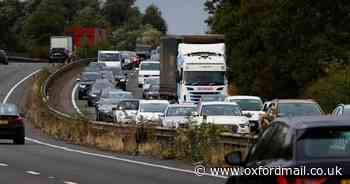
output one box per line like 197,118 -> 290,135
91,94 -> 97,97
79,84 -> 86,88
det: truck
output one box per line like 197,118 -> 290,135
159,35 -> 228,103
49,36 -> 73,63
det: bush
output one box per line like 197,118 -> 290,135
76,36 -> 113,58
305,66 -> 350,113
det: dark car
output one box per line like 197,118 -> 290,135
0,104 -> 25,144
143,84 -> 160,99
87,79 -> 114,107
261,99 -> 323,129
0,49 -> 8,65
333,104 -> 350,116
49,48 -> 68,63
77,72 -> 102,100
226,116 -> 350,184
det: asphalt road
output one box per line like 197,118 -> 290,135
0,62 -> 224,184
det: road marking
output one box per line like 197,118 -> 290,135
25,171 -> 40,175
71,83 -> 83,116
2,69 -> 42,103
0,163 -> 8,167
64,181 -> 78,184
4,65 -> 226,180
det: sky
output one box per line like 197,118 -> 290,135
135,0 -> 208,35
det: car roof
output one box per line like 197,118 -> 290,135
275,116 -> 350,130
272,99 -> 317,104
99,50 -> 120,53
167,104 -> 196,108
140,61 -> 159,64
140,100 -> 169,104
200,101 -> 239,106
226,96 -> 262,100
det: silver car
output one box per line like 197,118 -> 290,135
161,104 -> 197,128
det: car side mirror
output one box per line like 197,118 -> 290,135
225,151 -> 244,166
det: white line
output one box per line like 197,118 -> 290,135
3,66 -> 226,180
2,69 -> 42,103
25,171 -> 40,175
64,181 -> 78,184
25,137 -> 226,179
0,163 -> 8,167
71,83 -> 83,116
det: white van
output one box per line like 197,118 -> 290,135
98,50 -> 122,68
138,61 -> 160,87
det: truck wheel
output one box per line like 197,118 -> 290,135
14,128 -> 25,145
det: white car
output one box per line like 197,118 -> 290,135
161,104 -> 197,128
136,100 -> 169,124
138,61 -> 160,87
225,96 -> 265,131
194,101 -> 250,134
98,50 -> 122,68
114,99 -> 139,124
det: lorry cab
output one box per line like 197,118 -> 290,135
98,50 -> 122,68
176,43 -> 228,104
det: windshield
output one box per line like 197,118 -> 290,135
149,85 -> 160,91
229,99 -> 263,111
298,127 -> 350,159
201,95 -> 225,102
185,71 -> 225,85
166,107 -> 196,116
99,53 -> 121,62
201,104 -> 242,116
109,93 -> 133,99
278,103 -> 322,117
145,78 -> 160,86
119,101 -> 139,110
0,104 -> 18,116
140,103 -> 168,113
141,63 -> 160,71
81,73 -> 101,81
94,81 -> 112,90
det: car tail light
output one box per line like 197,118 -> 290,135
9,117 -> 24,124
277,176 -> 328,184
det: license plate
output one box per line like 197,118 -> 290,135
341,179 -> 350,184
0,120 -> 8,125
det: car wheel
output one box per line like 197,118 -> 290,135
14,128 -> 25,145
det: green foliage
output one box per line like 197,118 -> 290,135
77,36 -> 112,58
305,66 -> 350,113
142,4 -> 167,34
206,0 -> 350,99
72,6 -> 109,28
102,0 -> 136,27
175,123 -> 223,162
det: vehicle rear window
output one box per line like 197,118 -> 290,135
99,53 -> 121,62
141,63 -> 160,71
278,103 -> 322,117
298,127 -> 350,159
0,105 -> 18,116
119,101 -> 139,110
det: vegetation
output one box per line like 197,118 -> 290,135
0,0 -> 167,57
205,0 -> 350,107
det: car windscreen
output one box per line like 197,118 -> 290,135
166,107 -> 196,116
119,101 -> 139,110
81,73 -> 101,81
0,104 -> 18,116
278,103 -> 322,117
140,63 -> 160,71
201,95 -> 225,102
229,99 -> 263,111
109,92 -> 133,99
185,71 -> 225,86
145,78 -> 160,85
298,127 -> 350,160
140,103 -> 168,113
99,53 -> 121,62
201,104 -> 242,116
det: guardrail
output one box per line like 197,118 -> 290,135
41,59 -> 257,148
8,56 -> 49,63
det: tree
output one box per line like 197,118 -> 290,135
73,6 -> 109,28
142,4 -> 167,34
139,25 -> 161,49
102,0 -> 135,27
205,0 -> 350,99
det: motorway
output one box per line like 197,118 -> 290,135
0,62 -> 223,184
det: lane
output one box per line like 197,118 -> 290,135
0,62 -> 223,184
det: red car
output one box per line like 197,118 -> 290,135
0,103 -> 25,144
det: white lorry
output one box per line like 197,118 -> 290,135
98,50 -> 122,68
49,36 -> 73,63
159,35 -> 228,104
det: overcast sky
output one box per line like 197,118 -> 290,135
135,0 -> 208,35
